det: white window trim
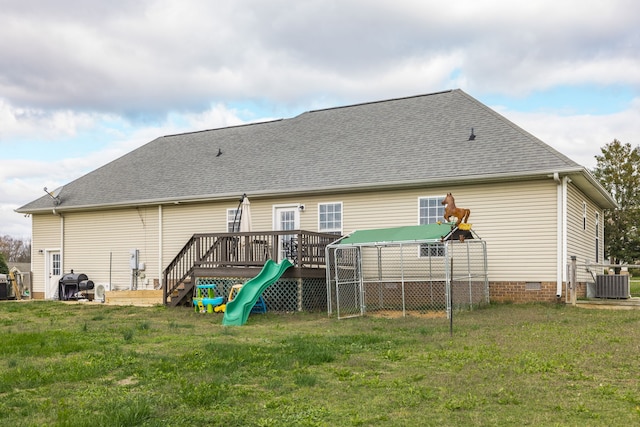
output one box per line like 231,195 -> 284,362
418,195 -> 446,258
318,201 -> 343,234
272,204 -> 301,230
227,208 -> 241,232
418,195 -> 446,225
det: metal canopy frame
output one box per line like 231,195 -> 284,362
326,225 -> 488,320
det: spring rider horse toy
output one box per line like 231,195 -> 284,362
441,193 -> 470,226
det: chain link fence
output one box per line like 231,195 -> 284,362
194,238 -> 490,318
327,240 -> 489,319
197,276 -> 328,312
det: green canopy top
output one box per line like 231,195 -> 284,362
336,223 -> 460,246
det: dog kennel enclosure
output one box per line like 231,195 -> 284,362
326,223 -> 489,319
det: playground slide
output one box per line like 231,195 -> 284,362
222,259 -> 293,326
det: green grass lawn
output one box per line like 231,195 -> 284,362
630,277 -> 640,297
1,301 -> 639,426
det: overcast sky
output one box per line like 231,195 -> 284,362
1,0 -> 639,238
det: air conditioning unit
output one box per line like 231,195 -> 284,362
595,275 -> 629,299
94,283 -> 111,303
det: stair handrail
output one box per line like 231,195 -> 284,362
163,230 -> 340,305
163,234 -> 199,304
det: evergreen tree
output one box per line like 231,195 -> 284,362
0,252 -> 9,275
593,139 -> 640,263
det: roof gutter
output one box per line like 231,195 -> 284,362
572,168 -> 618,208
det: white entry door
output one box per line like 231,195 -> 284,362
45,250 -> 62,300
274,206 -> 299,262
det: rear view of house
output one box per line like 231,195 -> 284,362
17,89 -> 616,306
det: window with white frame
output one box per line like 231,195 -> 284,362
227,208 -> 241,232
319,202 -> 342,234
583,202 -> 587,231
419,196 -> 445,225
52,252 -> 61,276
419,196 -> 445,257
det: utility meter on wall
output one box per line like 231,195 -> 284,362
130,249 -> 139,270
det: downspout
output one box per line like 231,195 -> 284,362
553,173 -> 570,298
562,177 -> 570,289
553,173 -> 563,298
55,209 -> 64,275
158,205 -> 163,290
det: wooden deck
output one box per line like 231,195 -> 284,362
105,290 -> 163,306
163,230 -> 338,306
573,297 -> 640,310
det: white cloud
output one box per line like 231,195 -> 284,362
0,98 -> 104,142
495,98 -> 640,170
1,0 -> 638,112
0,103 -> 247,238
1,0 -> 640,238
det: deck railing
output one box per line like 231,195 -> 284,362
163,230 -> 339,305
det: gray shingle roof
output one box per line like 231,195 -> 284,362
18,89 -> 604,212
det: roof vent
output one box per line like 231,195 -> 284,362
468,128 -> 476,141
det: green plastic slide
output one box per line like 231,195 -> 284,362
222,259 -> 293,326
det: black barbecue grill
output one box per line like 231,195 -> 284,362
58,270 -> 94,301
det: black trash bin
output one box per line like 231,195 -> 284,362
0,274 -> 7,300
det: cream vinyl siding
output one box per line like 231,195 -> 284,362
283,182 -> 558,282
295,180 -> 559,282
465,181 -> 559,282
339,190 -> 422,232
31,176 -> 575,292
162,202 -> 236,268
160,197 -> 323,268
31,214 -> 63,294
63,208 -> 160,290
324,181 -> 558,282
566,184 -> 602,266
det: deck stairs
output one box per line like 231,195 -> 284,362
162,230 -> 338,307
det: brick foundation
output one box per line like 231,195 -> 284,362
31,292 -> 45,300
489,281 -> 577,303
32,283 -> 586,305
